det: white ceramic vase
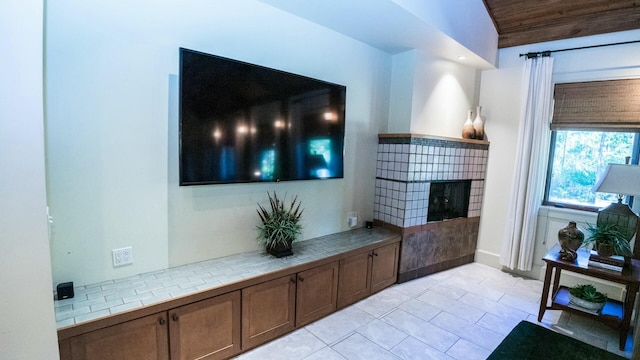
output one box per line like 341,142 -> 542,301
462,110 -> 475,139
473,106 -> 484,140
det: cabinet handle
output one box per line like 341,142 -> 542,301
299,276 -> 305,282
158,317 -> 166,325
172,313 -> 179,322
372,251 -> 378,257
290,277 -> 296,284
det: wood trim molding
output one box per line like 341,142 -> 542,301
378,133 -> 490,145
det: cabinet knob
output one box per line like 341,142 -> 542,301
158,317 -> 166,325
172,313 -> 179,322
298,276 -> 305,282
372,251 -> 378,257
290,277 -> 296,284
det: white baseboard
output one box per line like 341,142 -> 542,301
474,249 -> 501,269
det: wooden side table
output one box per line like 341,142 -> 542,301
538,244 -> 640,350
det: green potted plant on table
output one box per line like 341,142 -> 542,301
256,192 -> 303,258
568,284 -> 607,312
584,223 -> 632,258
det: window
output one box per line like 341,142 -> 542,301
544,78 -> 640,211
544,130 -> 639,210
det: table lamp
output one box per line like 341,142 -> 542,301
592,163 -> 640,256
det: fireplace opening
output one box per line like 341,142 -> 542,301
427,180 -> 471,222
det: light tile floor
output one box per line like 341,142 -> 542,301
234,262 -> 633,359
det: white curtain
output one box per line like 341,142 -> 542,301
501,55 -> 554,271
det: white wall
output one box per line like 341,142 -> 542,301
0,0 -> 60,358
476,30 -> 640,270
410,51 -> 479,136
387,50 -> 415,132
387,49 -> 480,135
46,0 -> 392,285
392,0 -> 498,66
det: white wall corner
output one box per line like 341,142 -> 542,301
387,50 -> 416,133
1,0 -> 60,358
391,0 -> 498,67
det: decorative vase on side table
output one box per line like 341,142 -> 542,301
557,221 -> 584,261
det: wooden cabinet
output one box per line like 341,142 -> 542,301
57,231 -> 401,360
59,291 -> 240,360
169,290 -> 241,360
295,261 -> 339,327
242,275 -> 296,351
60,312 -> 169,360
337,242 -> 400,308
371,243 -> 400,294
337,251 -> 372,308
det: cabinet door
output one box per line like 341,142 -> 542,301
67,312 -> 168,360
337,251 -> 372,308
296,261 -> 339,327
169,290 -> 241,360
370,242 -> 400,294
242,275 -> 296,351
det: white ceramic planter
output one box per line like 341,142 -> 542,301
569,294 -> 605,312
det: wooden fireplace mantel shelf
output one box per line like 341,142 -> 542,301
378,133 -> 490,145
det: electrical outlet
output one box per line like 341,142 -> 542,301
347,211 -> 359,228
112,247 -> 133,267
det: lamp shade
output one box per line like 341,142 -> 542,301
592,164 -> 640,196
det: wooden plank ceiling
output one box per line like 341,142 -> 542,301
483,0 -> 640,48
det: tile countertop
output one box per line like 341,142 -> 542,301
54,227 -> 398,329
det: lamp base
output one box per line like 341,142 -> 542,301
597,200 -> 638,242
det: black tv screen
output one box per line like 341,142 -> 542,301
179,48 -> 346,185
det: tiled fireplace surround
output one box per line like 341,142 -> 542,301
374,134 -> 489,282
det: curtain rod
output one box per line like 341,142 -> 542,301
519,39 -> 640,59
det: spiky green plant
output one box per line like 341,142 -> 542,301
256,192 -> 303,249
584,223 -> 632,257
569,284 -> 607,303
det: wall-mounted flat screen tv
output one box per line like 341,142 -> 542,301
179,48 -> 346,185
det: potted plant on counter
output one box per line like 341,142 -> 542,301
256,191 -> 303,258
584,223 -> 632,258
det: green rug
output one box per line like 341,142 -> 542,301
487,321 -> 626,360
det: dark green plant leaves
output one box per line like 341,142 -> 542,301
256,191 -> 303,248
569,284 -> 607,303
584,223 -> 633,257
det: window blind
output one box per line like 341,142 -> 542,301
551,78 -> 640,131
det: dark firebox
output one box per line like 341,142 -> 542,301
427,180 -> 471,222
